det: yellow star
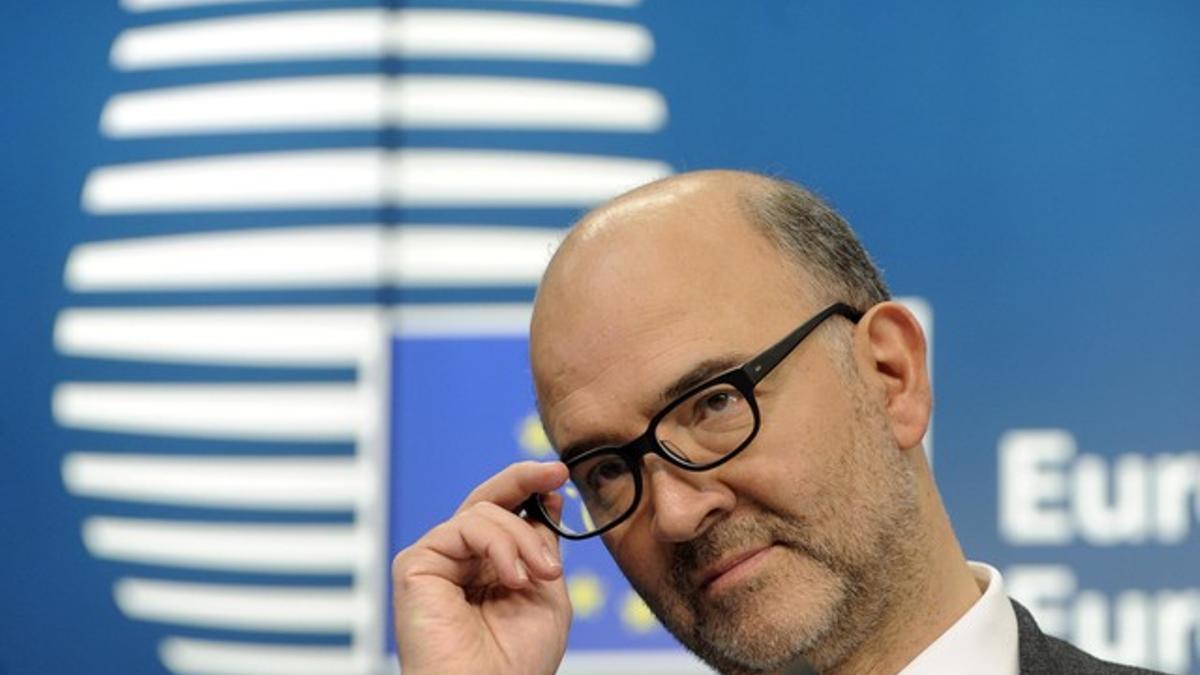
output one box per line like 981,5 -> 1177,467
567,571 -> 605,619
621,591 -> 659,634
517,413 -> 552,457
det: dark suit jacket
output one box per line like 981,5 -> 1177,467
1014,600 -> 1164,674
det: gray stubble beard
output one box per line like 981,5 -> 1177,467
623,399 -> 922,674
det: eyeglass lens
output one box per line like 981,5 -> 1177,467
555,451 -> 636,536
655,380 -> 754,467
554,381 -> 757,536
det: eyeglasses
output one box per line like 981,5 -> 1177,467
522,302 -> 863,540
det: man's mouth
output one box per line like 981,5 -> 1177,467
695,544 -> 778,595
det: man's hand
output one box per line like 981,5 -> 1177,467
392,461 -> 572,675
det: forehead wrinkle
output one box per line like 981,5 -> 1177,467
536,292 -> 686,413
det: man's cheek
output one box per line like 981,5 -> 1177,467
601,526 -> 632,560
609,537 -> 679,598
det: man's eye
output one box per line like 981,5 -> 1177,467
704,392 -> 734,412
586,457 -> 630,490
695,388 -> 742,419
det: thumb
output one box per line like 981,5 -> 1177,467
540,490 -> 566,555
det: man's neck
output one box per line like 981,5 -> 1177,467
825,469 -> 982,675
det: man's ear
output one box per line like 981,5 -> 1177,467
852,301 -> 931,451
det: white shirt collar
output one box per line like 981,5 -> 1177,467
897,562 -> 1019,675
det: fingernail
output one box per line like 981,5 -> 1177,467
515,559 -> 530,583
541,546 -> 560,570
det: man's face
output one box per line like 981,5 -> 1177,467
531,190 -> 920,673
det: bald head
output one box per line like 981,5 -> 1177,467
540,171 -> 775,294
539,169 -> 887,325
529,170 -> 888,440
531,172 -> 805,413
557,170 -> 772,247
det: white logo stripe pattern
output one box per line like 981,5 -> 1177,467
57,2 -> 689,673
103,75 -> 667,136
64,228 -> 564,291
111,10 -> 653,70
65,454 -> 369,510
82,149 -> 671,213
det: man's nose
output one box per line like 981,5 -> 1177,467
642,456 -> 735,542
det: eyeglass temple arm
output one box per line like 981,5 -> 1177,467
517,494 -> 545,522
518,493 -> 582,539
741,302 -> 863,385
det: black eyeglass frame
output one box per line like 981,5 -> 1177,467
522,302 -> 864,540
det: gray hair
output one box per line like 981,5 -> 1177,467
741,177 -> 890,310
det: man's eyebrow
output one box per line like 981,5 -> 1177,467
556,355 -> 746,465
657,356 -> 746,408
559,433 -> 628,465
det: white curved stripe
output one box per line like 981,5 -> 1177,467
387,151 -> 671,207
387,77 -> 665,132
53,383 -> 368,441
102,75 -> 666,136
160,638 -> 367,675
102,76 -> 384,137
112,9 -> 382,69
112,9 -> 653,70
84,518 -> 366,573
82,149 -> 384,213
392,11 -> 653,64
123,0 -> 304,12
387,227 -> 561,285
62,453 -> 368,510
115,578 -> 366,633
64,226 -> 562,291
66,226 -> 384,290
82,150 -> 671,213
393,304 -> 533,338
56,306 -> 383,365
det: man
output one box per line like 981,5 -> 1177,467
392,170 -> 1158,674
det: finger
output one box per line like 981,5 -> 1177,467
542,490 -> 565,521
458,460 -> 568,514
458,513 -> 534,589
411,510 -> 530,589
529,491 -> 566,558
473,502 -> 563,580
